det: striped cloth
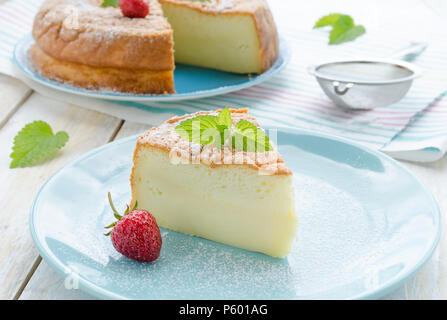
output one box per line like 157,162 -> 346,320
1,0 -> 447,161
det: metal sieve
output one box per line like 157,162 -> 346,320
308,42 -> 427,109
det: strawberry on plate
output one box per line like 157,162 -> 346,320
105,192 -> 161,262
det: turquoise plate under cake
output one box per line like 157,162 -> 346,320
29,127 -> 440,299
14,34 -> 291,102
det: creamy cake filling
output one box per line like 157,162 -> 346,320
131,147 -> 297,258
161,2 -> 263,73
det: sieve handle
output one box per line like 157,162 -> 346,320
333,82 -> 354,96
389,42 -> 428,62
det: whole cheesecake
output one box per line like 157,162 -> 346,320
30,0 -> 279,94
130,109 -> 297,258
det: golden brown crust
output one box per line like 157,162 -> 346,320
159,0 -> 279,73
251,2 -> 279,73
29,44 -> 175,94
134,108 -> 292,175
32,0 -> 174,70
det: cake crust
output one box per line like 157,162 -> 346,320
134,108 -> 292,175
32,0 -> 174,70
29,44 -> 175,93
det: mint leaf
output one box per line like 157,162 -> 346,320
175,110 -> 272,152
330,24 -> 365,45
328,15 -> 354,44
314,13 -> 365,45
232,120 -> 272,152
175,115 -> 219,145
10,121 -> 69,168
217,107 -> 232,128
175,108 -> 233,147
333,14 -> 354,30
313,13 -> 342,28
101,0 -> 119,7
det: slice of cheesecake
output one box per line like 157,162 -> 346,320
130,109 -> 297,258
159,0 -> 279,74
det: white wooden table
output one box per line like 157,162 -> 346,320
0,0 -> 446,300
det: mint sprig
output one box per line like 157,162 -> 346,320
10,121 -> 69,168
101,0 -> 119,8
314,13 -> 365,45
232,120 -> 271,152
175,108 -> 272,152
217,107 -> 232,128
314,13 -> 344,28
175,115 -> 220,145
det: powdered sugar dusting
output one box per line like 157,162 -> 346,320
216,0 -> 234,11
56,168 -> 388,299
39,0 -> 171,42
138,109 -> 291,175
34,135 -> 437,299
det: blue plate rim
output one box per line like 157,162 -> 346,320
14,34 -> 291,102
29,126 -> 441,300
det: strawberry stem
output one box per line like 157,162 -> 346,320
104,221 -> 116,229
108,192 -> 122,219
104,192 -> 140,237
132,201 -> 138,212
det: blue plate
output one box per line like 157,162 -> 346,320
14,34 -> 290,101
29,127 -> 440,299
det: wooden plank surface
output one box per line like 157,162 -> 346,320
0,74 -> 31,129
19,259 -> 94,300
114,121 -> 151,140
400,159 -> 447,298
1,0 -> 446,299
0,88 -> 122,299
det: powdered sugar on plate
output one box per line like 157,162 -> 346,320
30,133 -> 440,299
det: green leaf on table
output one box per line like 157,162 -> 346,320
101,0 -> 119,8
10,121 -> 69,168
313,13 -> 343,28
314,13 -> 365,45
330,25 -> 366,44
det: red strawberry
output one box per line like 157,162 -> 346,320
119,0 -> 149,18
105,193 -> 161,262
